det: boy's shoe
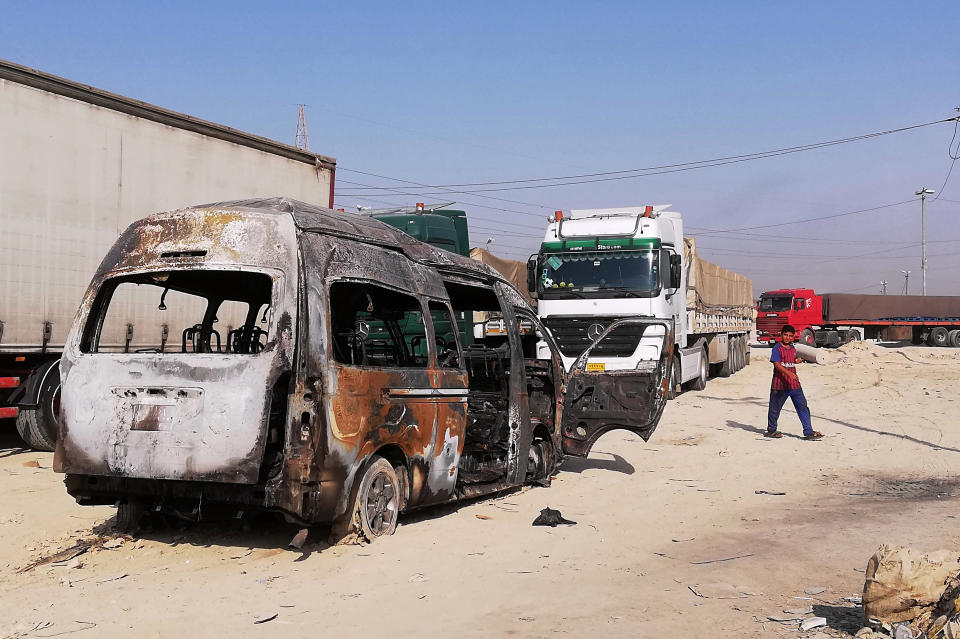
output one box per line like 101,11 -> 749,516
764,431 -> 783,438
803,431 -> 824,440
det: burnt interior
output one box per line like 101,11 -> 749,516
80,270 -> 273,354
443,281 -> 519,486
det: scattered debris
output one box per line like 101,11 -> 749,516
755,490 -> 787,496
31,620 -> 97,636
688,583 -> 749,599
804,586 -> 827,595
96,574 -> 128,584
17,542 -> 91,573
690,553 -> 754,565
22,459 -> 40,468
230,549 -> 253,559
253,613 -> 277,624
288,528 -> 309,549
475,514 -> 492,520
101,538 -> 124,550
408,573 -> 428,583
532,507 -> 576,527
785,606 -> 815,615
800,616 -> 827,631
671,537 -> 696,543
846,595 -> 864,604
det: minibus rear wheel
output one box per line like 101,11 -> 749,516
355,456 -> 400,540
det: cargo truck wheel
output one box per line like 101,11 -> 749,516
667,354 -> 681,399
718,343 -> 732,378
800,329 -> 816,347
14,367 -> 61,451
948,329 -> 960,348
686,349 -> 708,391
928,327 -> 949,347
734,337 -> 745,372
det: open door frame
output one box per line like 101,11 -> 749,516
560,318 -> 674,457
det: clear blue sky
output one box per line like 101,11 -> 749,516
3,1 -> 958,294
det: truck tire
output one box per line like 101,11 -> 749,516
948,329 -> 960,348
800,329 -> 816,347
686,348 -> 708,391
14,366 -> 61,451
667,354 -> 682,399
718,343 -> 732,378
927,327 -> 949,348
735,337 -> 745,372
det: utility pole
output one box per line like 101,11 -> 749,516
880,280 -> 887,295
900,270 -> 911,295
295,104 -> 310,151
915,188 -> 935,295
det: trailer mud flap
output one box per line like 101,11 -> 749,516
560,319 -> 672,457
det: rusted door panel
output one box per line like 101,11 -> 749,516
430,368 -> 468,502
560,319 -> 673,457
327,365 -> 441,507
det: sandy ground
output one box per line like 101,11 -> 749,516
2,341 -> 960,639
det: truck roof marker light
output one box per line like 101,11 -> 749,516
415,202 -> 424,212
643,206 -> 654,217
554,210 -> 563,222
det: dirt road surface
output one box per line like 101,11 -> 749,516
3,342 -> 959,638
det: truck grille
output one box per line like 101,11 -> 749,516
542,316 -> 646,358
756,316 -> 786,334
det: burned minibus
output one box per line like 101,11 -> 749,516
54,198 -> 671,539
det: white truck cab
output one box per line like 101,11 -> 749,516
528,205 -> 752,397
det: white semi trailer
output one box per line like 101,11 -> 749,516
527,205 -> 753,398
0,59 -> 336,449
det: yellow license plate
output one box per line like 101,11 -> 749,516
586,362 -> 606,371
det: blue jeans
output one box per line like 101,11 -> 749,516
768,389 -> 813,436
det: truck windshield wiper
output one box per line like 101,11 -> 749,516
603,287 -> 642,298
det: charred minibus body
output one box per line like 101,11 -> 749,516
55,198 -> 670,538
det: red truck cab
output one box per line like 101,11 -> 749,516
756,288 -> 821,346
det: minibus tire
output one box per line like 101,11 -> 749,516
114,500 -> 146,533
355,456 -> 400,540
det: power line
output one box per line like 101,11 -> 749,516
338,115 -> 960,195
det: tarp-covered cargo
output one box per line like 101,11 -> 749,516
823,294 -> 960,322
683,238 -> 753,317
470,248 -> 535,306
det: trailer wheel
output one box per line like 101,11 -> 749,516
735,337 -> 745,372
14,366 -> 61,451
948,329 -> 960,348
800,329 -> 816,347
927,327 -> 950,347
717,343 -> 732,378
667,354 -> 682,399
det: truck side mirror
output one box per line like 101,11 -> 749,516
669,254 -> 682,289
526,255 -> 538,295
794,299 -> 804,310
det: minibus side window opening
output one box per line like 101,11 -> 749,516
80,271 -> 273,354
443,281 -> 513,485
329,282 -> 429,369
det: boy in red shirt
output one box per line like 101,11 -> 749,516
766,325 -> 823,440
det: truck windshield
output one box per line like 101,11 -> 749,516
758,296 -> 792,312
539,249 -> 659,299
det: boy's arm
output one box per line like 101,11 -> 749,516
773,361 -> 798,381
770,346 -> 798,380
